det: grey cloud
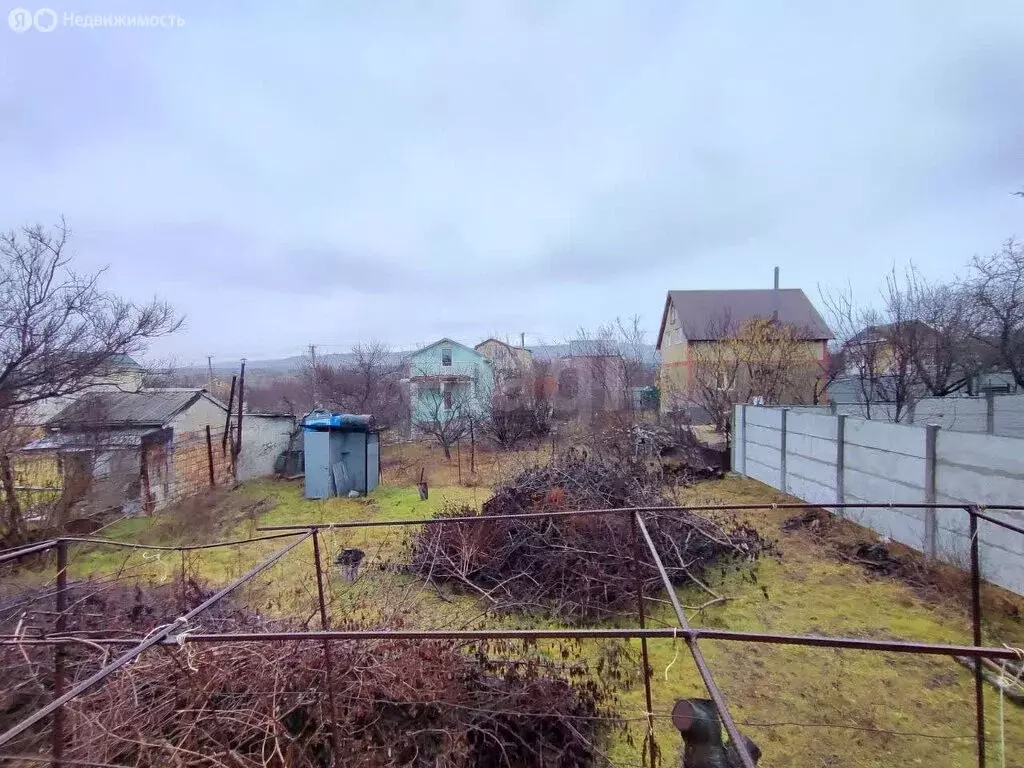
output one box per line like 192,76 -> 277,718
2,2 -> 1024,359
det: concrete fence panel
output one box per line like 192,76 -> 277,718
733,404 -> 1024,595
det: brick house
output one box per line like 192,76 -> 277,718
656,287 -> 832,416
19,388 -> 232,515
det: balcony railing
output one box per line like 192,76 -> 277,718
409,362 -> 479,379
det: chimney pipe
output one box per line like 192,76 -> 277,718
772,267 -> 779,322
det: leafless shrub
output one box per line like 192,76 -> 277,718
1,581 -> 627,768
303,341 -> 407,430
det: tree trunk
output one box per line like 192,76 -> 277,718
442,442 -> 452,460
1,454 -> 25,546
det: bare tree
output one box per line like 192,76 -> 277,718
1,220 -> 181,544
301,341 -> 407,429
413,384 -> 474,459
688,314 -> 811,436
883,266 -> 977,396
966,238 -> 1024,388
0,220 -> 180,412
812,344 -> 845,406
820,282 -> 921,422
567,316 -> 655,420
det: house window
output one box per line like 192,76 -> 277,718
441,347 -> 452,367
444,389 -> 453,410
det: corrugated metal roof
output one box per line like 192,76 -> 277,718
659,289 -> 832,346
21,428 -> 165,452
48,389 -> 213,427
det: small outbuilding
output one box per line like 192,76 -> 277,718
302,411 -> 380,499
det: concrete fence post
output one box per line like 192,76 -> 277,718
779,408 -> 789,494
986,391 -> 995,435
924,424 -> 939,558
836,414 -> 846,506
740,405 -> 748,477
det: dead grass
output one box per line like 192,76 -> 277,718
6,446 -> 1024,767
381,439 -> 549,488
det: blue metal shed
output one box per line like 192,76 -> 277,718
302,411 -> 380,499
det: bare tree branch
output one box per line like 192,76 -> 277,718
0,220 -> 181,411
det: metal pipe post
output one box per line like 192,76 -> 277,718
205,425 -> 216,486
630,513 -> 657,767
311,530 -> 342,765
222,375 -> 236,453
634,514 -> 757,768
235,360 -> 245,460
51,540 -> 67,767
968,506 -> 985,768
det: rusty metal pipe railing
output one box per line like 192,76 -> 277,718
78,628 -> 1015,660
256,500 -> 1024,536
0,532 -> 312,750
633,512 -> 757,768
0,539 -> 56,564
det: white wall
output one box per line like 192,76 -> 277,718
734,405 -> 1024,595
170,395 -> 228,435
237,415 -> 297,481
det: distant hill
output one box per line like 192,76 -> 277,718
196,343 -> 658,376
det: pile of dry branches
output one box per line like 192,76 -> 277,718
2,581 -> 626,767
408,449 -> 768,621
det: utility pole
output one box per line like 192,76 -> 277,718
206,355 -> 214,391
520,332 -> 526,349
309,344 -> 318,408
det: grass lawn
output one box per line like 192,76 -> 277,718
19,445 -> 1024,768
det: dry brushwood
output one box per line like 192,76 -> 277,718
1,580 -> 629,767
61,635 -> 624,768
408,449 -> 769,622
0,578 -> 276,753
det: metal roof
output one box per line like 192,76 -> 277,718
20,428 -> 166,452
48,389 -> 222,428
657,289 -> 832,348
107,354 -> 143,371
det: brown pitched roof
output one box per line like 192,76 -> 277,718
656,289 -> 832,349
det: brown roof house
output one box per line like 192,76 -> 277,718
656,274 -> 832,423
19,388 -> 233,517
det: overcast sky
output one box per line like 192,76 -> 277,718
2,1 -> 1023,364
